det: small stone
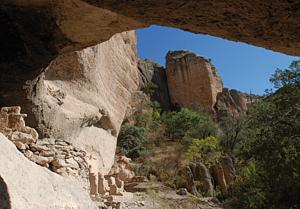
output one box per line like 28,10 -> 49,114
29,155 -> 51,166
66,158 -> 79,169
40,150 -> 55,157
30,143 -> 51,152
10,131 -> 36,144
51,158 -> 67,167
24,150 -> 33,158
176,188 -> 188,196
14,141 -> 27,150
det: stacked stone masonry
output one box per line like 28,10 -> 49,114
0,106 -> 88,178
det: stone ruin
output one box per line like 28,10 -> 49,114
0,106 -> 147,209
0,106 -> 88,178
88,154 -> 147,208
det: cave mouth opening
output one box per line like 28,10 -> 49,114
136,25 -> 300,96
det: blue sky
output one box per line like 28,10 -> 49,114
137,25 -> 299,95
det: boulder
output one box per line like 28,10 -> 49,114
215,88 -> 248,118
0,133 -> 96,209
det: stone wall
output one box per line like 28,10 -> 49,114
166,50 -> 223,111
0,106 -> 88,178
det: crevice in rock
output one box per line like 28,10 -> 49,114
0,175 -> 11,209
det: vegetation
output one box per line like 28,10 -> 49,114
228,60 -> 300,209
117,124 -> 147,159
186,136 -> 221,166
118,60 -> 300,209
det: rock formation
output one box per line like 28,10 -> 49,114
211,156 -> 236,194
138,59 -> 171,110
24,31 -> 139,175
166,50 -> 223,111
215,88 -> 248,118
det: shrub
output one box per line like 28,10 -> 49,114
117,124 -> 147,159
186,136 -> 221,166
162,108 -> 217,140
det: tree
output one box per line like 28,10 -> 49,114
117,124 -> 147,159
231,60 -> 300,209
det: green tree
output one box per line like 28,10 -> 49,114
186,136 -> 221,166
231,60 -> 300,209
117,124 -> 147,159
162,108 -> 217,140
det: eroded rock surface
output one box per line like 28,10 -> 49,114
166,50 -> 223,111
0,133 -> 96,209
24,31 -> 139,174
215,88 -> 248,118
138,59 -> 171,110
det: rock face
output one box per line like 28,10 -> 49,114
185,163 -> 214,196
166,50 -> 223,111
138,59 -> 171,110
0,133 -> 96,209
215,88 -> 248,118
211,156 -> 236,194
1,0 -> 300,115
23,31 -> 139,175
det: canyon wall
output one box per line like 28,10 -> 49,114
25,31 -> 139,174
166,51 -> 223,111
138,59 -> 171,110
1,0 -> 300,105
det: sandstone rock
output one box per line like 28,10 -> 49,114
212,161 -> 228,194
219,156 -> 235,187
215,88 -> 248,118
10,131 -> 36,145
65,158 -> 80,169
14,141 -> 27,151
166,51 -> 223,111
30,143 -> 51,152
189,162 -> 214,197
51,159 -> 67,168
40,150 -> 56,157
25,31 -> 139,175
0,133 -> 96,209
29,155 -> 52,167
138,59 -> 171,110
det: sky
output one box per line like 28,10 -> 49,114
137,25 -> 300,95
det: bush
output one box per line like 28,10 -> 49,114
229,60 -> 300,209
117,124 -> 147,159
162,108 -> 217,141
186,136 -> 221,166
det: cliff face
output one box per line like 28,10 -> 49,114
138,59 -> 171,110
25,31 -> 139,174
166,51 -> 223,111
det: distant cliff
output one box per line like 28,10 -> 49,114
166,50 -> 223,111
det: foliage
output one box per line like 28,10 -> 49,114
186,136 -> 221,166
230,60 -> 300,209
134,101 -> 161,131
117,124 -> 147,159
162,108 -> 217,141
219,114 -> 247,155
142,81 -> 158,95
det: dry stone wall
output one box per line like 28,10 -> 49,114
0,106 -> 88,178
